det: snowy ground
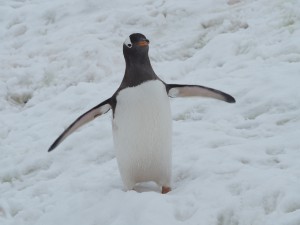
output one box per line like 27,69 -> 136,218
1,0 -> 300,224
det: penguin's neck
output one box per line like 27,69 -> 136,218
122,53 -> 158,88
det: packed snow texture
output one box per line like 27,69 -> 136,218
1,0 -> 300,224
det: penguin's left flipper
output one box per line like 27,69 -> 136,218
48,98 -> 112,152
166,84 -> 235,103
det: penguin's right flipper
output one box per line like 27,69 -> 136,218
166,84 -> 235,103
48,98 -> 112,152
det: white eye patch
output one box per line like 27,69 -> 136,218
124,36 -> 132,48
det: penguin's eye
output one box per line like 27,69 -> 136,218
124,36 -> 132,48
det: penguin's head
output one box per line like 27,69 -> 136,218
123,33 -> 150,58
124,33 -> 149,49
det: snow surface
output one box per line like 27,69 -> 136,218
1,0 -> 300,224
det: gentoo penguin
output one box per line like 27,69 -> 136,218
48,33 -> 235,194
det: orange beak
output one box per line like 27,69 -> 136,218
136,40 -> 149,46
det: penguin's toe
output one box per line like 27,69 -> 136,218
162,186 -> 171,194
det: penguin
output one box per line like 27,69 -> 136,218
48,33 -> 235,194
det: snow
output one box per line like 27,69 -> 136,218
1,0 -> 300,224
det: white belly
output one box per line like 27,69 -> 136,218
112,80 -> 172,190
